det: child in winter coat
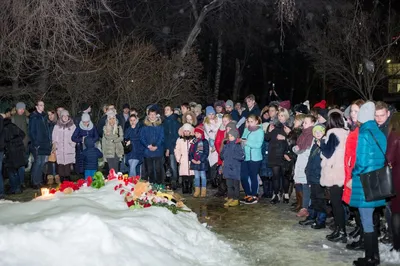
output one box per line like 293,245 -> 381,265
299,124 -> 327,229
292,115 -> 316,217
189,125 -> 210,197
174,123 -> 195,194
220,129 -> 245,207
82,137 -> 103,179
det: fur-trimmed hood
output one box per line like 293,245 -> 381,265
144,116 -> 162,127
56,118 -> 75,129
182,111 -> 197,126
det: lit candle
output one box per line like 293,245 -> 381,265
41,188 -> 50,197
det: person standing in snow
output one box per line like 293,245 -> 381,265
140,108 -> 165,184
102,111 -> 124,172
124,114 -> 144,177
189,125 -> 209,198
72,113 -> 99,176
174,123 -> 195,194
163,106 -> 181,189
29,100 -> 51,188
52,110 -> 76,183
220,129 -> 244,207
204,106 -> 222,186
82,137 -> 103,180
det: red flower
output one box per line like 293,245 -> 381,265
126,201 -> 134,208
49,188 -> 57,194
131,188 -> 134,192
114,185 -> 118,191
143,203 -> 151,208
118,184 -> 122,188
87,177 -> 93,186
120,189 -> 125,195
128,177 -> 133,183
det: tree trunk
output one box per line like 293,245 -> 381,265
213,32 -> 223,101
232,58 -> 242,101
207,42 -> 214,89
180,0 -> 222,59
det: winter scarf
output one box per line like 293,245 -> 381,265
56,118 -> 75,130
144,116 -> 162,127
248,125 -> 260,132
296,126 -> 314,151
190,138 -> 204,161
79,120 -> 94,131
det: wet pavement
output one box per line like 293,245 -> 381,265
184,194 -> 391,266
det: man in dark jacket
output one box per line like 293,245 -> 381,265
238,94 -> 261,133
3,118 -> 26,194
140,108 -> 165,184
29,100 -> 51,188
0,114 -> 5,198
374,101 -> 392,245
162,106 -> 181,189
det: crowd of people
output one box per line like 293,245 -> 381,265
0,93 -> 399,266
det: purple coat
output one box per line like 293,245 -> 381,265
52,119 -> 76,165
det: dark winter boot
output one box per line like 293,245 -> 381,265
261,177 -> 273,198
353,232 -> 380,266
373,210 -> 382,238
347,234 -> 365,251
392,213 -> 400,252
181,176 -> 190,194
349,226 -> 362,239
312,212 -> 327,229
327,227 -> 347,243
299,209 -> 317,226
270,193 -> 280,204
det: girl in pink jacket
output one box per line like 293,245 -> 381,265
174,123 -> 195,194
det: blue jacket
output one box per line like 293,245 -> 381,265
162,114 -> 181,152
82,137 -> 103,170
189,138 -> 209,171
305,143 -> 322,185
242,126 -> 264,162
229,109 -> 241,123
220,141 -> 244,180
71,124 -> 99,174
29,111 -> 51,155
140,118 -> 164,158
350,121 -> 387,208
124,125 -> 145,161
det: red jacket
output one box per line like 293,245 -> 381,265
342,127 -> 359,204
387,132 -> 400,213
215,128 -> 226,165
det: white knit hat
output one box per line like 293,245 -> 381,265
357,101 -> 375,124
81,113 -> 91,122
181,123 -> 194,132
60,110 -> 70,117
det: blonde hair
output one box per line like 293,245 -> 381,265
294,114 -> 306,124
278,108 -> 290,121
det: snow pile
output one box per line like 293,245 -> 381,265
0,182 -> 244,266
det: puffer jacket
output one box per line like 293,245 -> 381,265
305,143 -> 322,185
266,123 -> 288,166
189,138 -> 209,171
82,137 -> 103,170
320,128 -> 348,187
71,121 -> 99,174
342,127 -> 359,204
3,118 -> 26,169
350,121 -> 387,208
140,117 -> 164,158
29,111 -> 51,155
52,119 -> 76,165
124,125 -> 145,162
102,125 -> 124,160
220,141 -> 245,180
175,136 -> 195,176
242,126 -> 264,162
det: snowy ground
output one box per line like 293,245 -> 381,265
0,183 -> 245,266
185,197 -> 400,266
1,184 -> 400,266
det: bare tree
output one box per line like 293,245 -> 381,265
298,0 -> 400,100
0,0 -> 113,97
104,37 -> 204,113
